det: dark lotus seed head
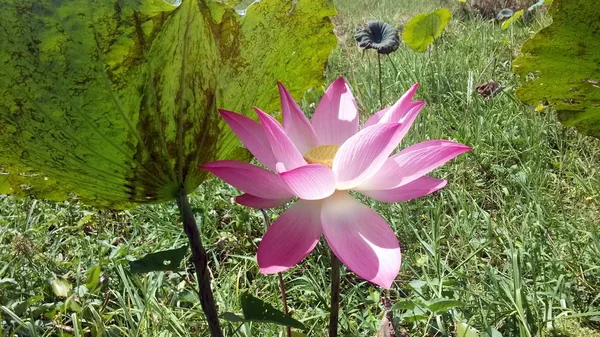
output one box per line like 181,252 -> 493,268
496,8 -> 514,20
355,20 -> 400,55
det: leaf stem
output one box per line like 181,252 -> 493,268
260,209 -> 292,337
329,251 -> 341,337
176,187 -> 223,337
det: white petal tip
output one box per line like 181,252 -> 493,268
259,266 -> 289,275
374,278 -> 395,289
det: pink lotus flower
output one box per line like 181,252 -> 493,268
202,78 -> 470,289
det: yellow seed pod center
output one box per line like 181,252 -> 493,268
304,145 -> 340,168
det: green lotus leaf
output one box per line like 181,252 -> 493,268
513,0 -> 600,139
240,293 -> 305,330
402,8 -> 451,53
0,0 -> 336,208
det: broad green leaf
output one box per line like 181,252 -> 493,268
408,279 -> 427,291
290,333 -> 309,337
178,289 -> 198,303
402,8 -> 451,53
398,306 -> 428,323
68,295 -> 83,312
129,245 -> 188,273
85,264 -> 101,291
398,313 -> 428,323
240,293 -> 305,330
224,0 -> 242,6
513,0 -> 600,139
427,298 -> 463,313
0,0 -> 336,208
391,300 -> 416,311
456,322 -> 480,337
485,328 -> 503,337
8,301 -> 29,317
501,10 -> 523,30
51,277 -> 72,297
220,312 -> 245,323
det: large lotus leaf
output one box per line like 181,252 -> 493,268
513,0 -> 600,139
402,8 -> 451,53
0,0 -> 336,208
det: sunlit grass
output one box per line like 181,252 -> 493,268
1,1 -> 600,336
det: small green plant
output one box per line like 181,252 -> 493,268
402,8 -> 452,53
501,9 -> 524,30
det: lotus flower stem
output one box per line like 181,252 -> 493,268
378,53 -> 383,108
329,251 -> 341,337
177,187 -> 223,337
260,209 -> 292,337
278,273 -> 292,337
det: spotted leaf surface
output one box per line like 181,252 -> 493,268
0,0 -> 336,208
513,0 -> 600,139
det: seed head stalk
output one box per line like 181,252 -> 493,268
378,53 -> 383,108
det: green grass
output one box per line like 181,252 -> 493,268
2,1 -> 600,336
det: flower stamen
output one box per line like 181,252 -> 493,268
304,145 -> 340,168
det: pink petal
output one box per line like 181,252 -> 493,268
201,160 -> 292,199
321,192 -> 401,289
278,82 -> 318,154
383,102 -> 426,152
359,177 -> 447,203
380,84 -> 422,124
255,108 -> 307,171
235,194 -> 292,209
257,199 -> 323,274
358,140 -> 472,191
394,101 -> 425,125
219,110 -> 277,170
279,164 -> 336,200
332,123 -> 402,190
364,83 -> 420,127
311,77 -> 359,145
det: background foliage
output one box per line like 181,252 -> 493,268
1,0 -> 600,336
